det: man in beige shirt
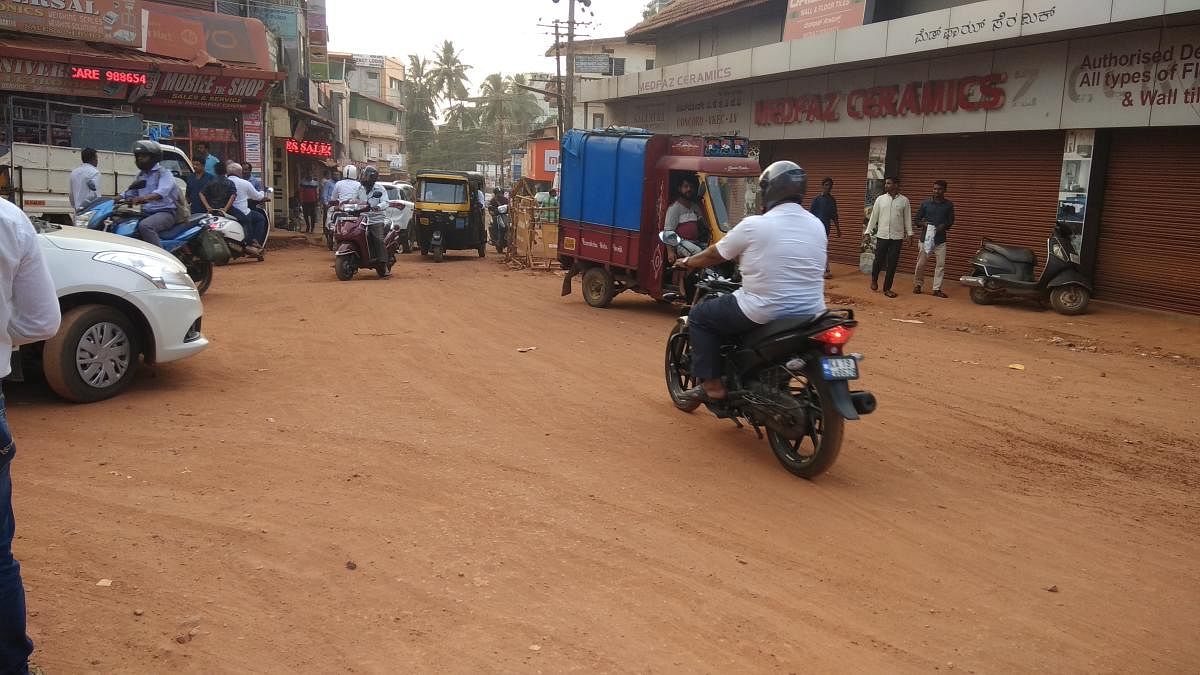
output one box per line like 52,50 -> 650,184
865,176 -> 913,298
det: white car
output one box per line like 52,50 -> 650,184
378,181 -> 414,252
7,221 -> 209,402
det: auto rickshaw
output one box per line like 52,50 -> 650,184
412,170 -> 487,262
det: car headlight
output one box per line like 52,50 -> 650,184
75,211 -> 94,228
93,251 -> 196,291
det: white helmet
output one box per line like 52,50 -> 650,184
342,165 -> 358,180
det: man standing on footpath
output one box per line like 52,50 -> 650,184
195,142 -> 220,177
865,176 -> 913,298
913,179 -> 954,298
298,175 -> 320,234
1,196 -> 61,675
808,177 -> 841,279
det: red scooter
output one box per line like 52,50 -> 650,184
333,201 -> 404,280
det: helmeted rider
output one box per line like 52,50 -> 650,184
122,140 -> 183,249
356,166 -> 392,276
327,164 -> 364,232
487,187 -> 510,246
673,160 -> 828,403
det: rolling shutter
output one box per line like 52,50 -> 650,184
1095,128 -> 1200,315
896,131 -> 1064,281
764,138 -> 869,267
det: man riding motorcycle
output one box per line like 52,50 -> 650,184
355,166 -> 392,277
487,187 -> 510,247
326,165 -> 364,233
673,160 -> 828,403
122,140 -> 183,249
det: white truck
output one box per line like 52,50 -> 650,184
0,142 -> 192,223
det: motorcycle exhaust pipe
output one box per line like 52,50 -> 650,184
850,391 -> 877,415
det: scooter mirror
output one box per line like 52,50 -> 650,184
659,230 -> 681,247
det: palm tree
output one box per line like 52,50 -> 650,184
404,55 -> 438,131
429,40 -> 471,104
443,102 -> 479,131
476,73 -> 544,134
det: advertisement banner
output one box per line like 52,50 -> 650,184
0,57 -> 128,99
0,0 -> 144,48
141,2 -> 273,71
309,44 -> 329,82
250,3 -> 299,41
243,108 -> 263,170
574,54 -> 611,74
308,0 -> 327,31
782,0 -> 867,42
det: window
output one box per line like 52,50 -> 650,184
387,110 -> 395,123
367,71 -> 379,80
646,59 -> 655,70
609,57 -> 626,76
417,179 -> 466,204
389,77 -> 402,91
592,112 -> 604,129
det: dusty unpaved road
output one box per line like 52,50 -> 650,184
7,242 -> 1199,673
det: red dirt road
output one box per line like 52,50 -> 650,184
8,244 -> 1200,673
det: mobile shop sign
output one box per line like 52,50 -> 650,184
755,73 -> 1006,125
131,72 -> 271,109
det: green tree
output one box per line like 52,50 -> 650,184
404,54 -> 438,165
429,40 -> 472,104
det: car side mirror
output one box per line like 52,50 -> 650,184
659,230 -> 681,247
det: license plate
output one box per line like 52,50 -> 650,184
821,357 -> 859,380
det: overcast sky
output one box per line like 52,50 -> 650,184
328,0 -> 651,94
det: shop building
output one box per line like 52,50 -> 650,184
584,0 -> 1200,314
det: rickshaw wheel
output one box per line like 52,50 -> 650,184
433,246 -> 445,263
582,267 -> 615,308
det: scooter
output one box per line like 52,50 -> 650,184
200,210 -> 266,262
333,201 -> 404,281
488,202 -> 510,254
76,197 -> 218,295
959,220 -> 1091,315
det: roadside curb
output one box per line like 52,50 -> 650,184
266,229 -> 320,251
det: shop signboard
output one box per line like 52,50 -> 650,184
0,57 -> 127,99
574,54 -> 611,75
286,139 -> 334,158
0,0 -> 144,48
309,44 -> 330,83
130,72 -> 272,110
782,0 -> 867,42
353,54 -> 386,68
243,108 -> 263,170
140,2 -> 274,71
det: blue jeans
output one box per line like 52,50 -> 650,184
231,208 -> 267,246
0,392 -> 33,674
687,293 -> 760,380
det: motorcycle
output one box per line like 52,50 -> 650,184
333,201 -> 404,280
659,230 -> 876,479
76,197 -> 218,295
200,209 -> 266,262
958,220 -> 1091,315
488,202 -> 510,254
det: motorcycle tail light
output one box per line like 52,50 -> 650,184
813,325 -> 853,355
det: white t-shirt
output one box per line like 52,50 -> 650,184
228,175 -> 265,213
69,163 -> 100,211
332,178 -> 362,204
1,198 -> 61,376
714,201 -> 827,324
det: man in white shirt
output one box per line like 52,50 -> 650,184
865,176 -> 913,298
226,163 -> 267,247
0,196 -> 61,673
332,165 -> 362,204
68,148 -> 100,213
674,161 -> 826,402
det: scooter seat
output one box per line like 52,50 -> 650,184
188,213 -> 213,226
983,241 -> 1036,264
741,314 -> 820,348
160,222 -> 199,240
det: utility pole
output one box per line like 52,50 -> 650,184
553,20 -> 565,138
565,0 -> 575,130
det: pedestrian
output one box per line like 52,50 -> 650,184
298,175 -> 319,234
185,157 -> 214,215
195,142 -> 220,177
913,179 -> 955,298
1,195 -> 62,675
68,147 -> 100,213
320,169 -> 336,223
865,176 -> 913,298
808,176 -> 842,279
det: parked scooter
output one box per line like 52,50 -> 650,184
200,210 -> 266,262
959,220 -> 1091,315
488,202 -> 510,254
333,201 -> 404,280
76,196 -> 220,295
659,230 -> 876,479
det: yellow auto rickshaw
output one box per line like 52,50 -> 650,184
413,170 -> 487,262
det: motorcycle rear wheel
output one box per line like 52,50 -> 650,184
433,246 -> 445,263
664,323 -> 701,412
187,260 -> 213,296
324,230 -> 335,251
766,365 -> 844,479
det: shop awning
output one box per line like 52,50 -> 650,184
0,35 -> 284,81
286,106 -> 336,131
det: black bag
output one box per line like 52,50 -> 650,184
196,228 -> 232,265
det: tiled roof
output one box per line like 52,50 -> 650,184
626,0 -> 775,41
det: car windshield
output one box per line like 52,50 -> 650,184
705,175 -> 758,231
385,187 -> 399,200
32,218 -> 60,234
418,180 -> 466,204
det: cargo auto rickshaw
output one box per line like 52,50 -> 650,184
412,170 -> 487,262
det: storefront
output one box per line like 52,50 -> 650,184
593,7 -> 1200,314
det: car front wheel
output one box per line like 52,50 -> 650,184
42,304 -> 140,403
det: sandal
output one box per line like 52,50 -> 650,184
933,290 -> 949,298
680,385 -> 726,404
883,290 -> 898,298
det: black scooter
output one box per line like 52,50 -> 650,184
959,220 -> 1091,315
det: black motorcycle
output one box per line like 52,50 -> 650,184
959,220 -> 1091,315
660,233 -> 876,479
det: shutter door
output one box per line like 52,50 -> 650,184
1096,129 -> 1200,315
897,131 -> 1064,281
764,138 -> 869,267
